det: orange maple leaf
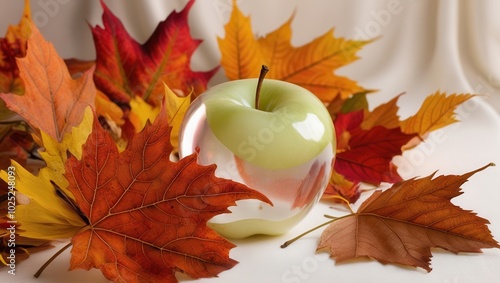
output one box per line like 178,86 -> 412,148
361,93 -> 402,130
218,1 -> 370,102
401,92 -> 475,137
0,22 -> 96,142
65,106 -> 271,282
318,163 -> 500,272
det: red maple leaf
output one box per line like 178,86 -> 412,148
91,0 -> 217,107
65,106 -> 271,282
332,110 -> 416,187
335,125 -> 416,185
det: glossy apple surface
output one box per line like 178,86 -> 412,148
179,79 -> 335,238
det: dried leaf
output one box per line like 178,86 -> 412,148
64,59 -> 125,129
0,0 -> 31,120
95,89 -> 125,127
64,58 -> 95,77
334,110 -> 364,142
65,104 -> 271,282
318,164 -> 500,272
340,92 -> 369,114
336,126 -> 415,185
327,92 -> 474,198
401,92 -> 475,137
361,93 -> 402,130
37,107 -> 94,199
129,96 -> 160,132
0,232 -> 53,267
0,22 -> 96,142
0,131 -> 29,168
164,83 -> 191,153
333,111 -> 416,185
92,0 -> 217,107
129,83 -> 191,153
326,94 -> 345,121
0,108 -> 93,240
322,169 -> 361,204
218,1 -> 369,102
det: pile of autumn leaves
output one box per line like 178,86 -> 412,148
0,1 -> 498,282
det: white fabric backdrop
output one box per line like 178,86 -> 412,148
2,0 -> 500,113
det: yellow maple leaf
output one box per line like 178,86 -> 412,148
129,96 -> 161,132
130,83 -> 191,153
218,1 -> 370,102
400,92 -> 475,137
0,108 -> 93,240
164,83 -> 191,153
37,107 -> 94,199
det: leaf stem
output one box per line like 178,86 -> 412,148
34,242 -> 72,278
321,195 -> 354,214
323,214 -> 337,219
281,218 -> 337,248
255,65 -> 269,110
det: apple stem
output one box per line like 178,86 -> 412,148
255,65 -> 269,110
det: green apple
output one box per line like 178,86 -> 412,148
179,73 -> 335,238
204,79 -> 333,169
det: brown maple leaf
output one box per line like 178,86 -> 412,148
317,163 -> 500,272
0,22 -> 96,142
65,105 -> 271,282
218,1 -> 370,103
